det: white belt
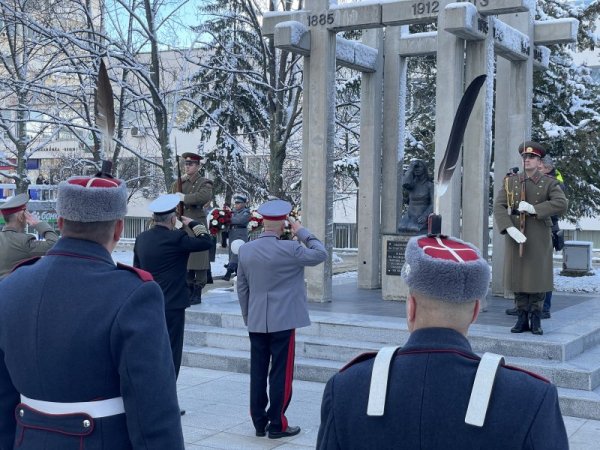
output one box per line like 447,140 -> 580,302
20,395 -> 125,418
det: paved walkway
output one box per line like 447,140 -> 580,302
177,365 -> 597,450
179,276 -> 600,449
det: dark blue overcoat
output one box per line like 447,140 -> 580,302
133,225 -> 212,310
0,237 -> 184,449
317,327 -> 568,450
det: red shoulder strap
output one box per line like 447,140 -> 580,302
116,262 -> 154,282
503,363 -> 550,383
340,352 -> 377,372
11,256 -> 42,272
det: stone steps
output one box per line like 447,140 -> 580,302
184,323 -> 600,392
182,298 -> 600,420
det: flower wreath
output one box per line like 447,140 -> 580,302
247,210 -> 263,232
209,206 -> 232,235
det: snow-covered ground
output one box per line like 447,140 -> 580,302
111,249 -> 600,294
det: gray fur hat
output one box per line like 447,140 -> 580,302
401,236 -> 490,303
56,176 -> 128,222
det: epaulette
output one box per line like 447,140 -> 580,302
502,363 -> 550,383
340,351 -> 377,372
116,262 -> 154,282
11,256 -> 42,272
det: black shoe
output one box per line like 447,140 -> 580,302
541,311 -> 551,319
180,409 -> 186,416
530,311 -> 544,335
222,269 -> 232,281
268,426 -> 301,439
190,287 -> 202,305
255,423 -> 269,437
511,311 -> 530,333
505,307 -> 518,316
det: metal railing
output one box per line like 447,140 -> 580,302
334,223 -> 358,249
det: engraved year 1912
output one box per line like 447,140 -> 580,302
411,1 -> 439,15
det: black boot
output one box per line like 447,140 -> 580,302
530,311 -> 543,335
190,287 -> 202,305
505,307 -> 518,316
222,269 -> 233,281
511,310 -> 530,333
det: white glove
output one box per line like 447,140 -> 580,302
517,201 -> 536,215
506,226 -> 527,244
176,192 -> 185,202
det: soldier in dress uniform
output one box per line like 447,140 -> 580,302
0,176 -> 184,449
317,235 -> 568,450
0,193 -> 58,279
171,152 -> 213,304
493,141 -> 568,335
134,194 -> 212,394
237,199 -> 327,439
223,193 -> 250,281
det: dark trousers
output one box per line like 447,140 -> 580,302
186,270 -> 207,290
249,329 -> 295,433
165,308 -> 186,379
515,292 -> 546,312
544,291 -> 552,312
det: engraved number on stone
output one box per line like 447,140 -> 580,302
307,13 -> 334,27
470,0 -> 490,6
412,1 -> 439,15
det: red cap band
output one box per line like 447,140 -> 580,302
1,204 -> 26,217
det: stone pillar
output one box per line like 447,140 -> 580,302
381,25 -> 406,234
381,26 -> 408,301
492,11 -> 534,297
434,3 -> 465,236
302,0 -> 337,302
463,24 -> 494,257
357,28 -> 384,289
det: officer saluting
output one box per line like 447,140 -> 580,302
134,194 -> 212,388
0,176 -> 184,449
317,235 -> 568,449
237,199 -> 327,439
0,193 -> 58,279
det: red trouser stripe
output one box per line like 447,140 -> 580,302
280,329 -> 295,430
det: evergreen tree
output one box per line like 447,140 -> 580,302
534,0 -> 600,220
186,0 -> 303,204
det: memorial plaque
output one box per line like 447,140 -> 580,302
386,239 -> 408,276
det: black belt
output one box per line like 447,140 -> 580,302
231,225 -> 247,229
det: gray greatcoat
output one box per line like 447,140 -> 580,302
0,223 -> 58,279
228,206 -> 250,265
493,170 -> 567,293
237,228 -> 327,333
171,172 -> 213,270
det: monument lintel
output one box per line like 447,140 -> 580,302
273,21 -> 379,73
534,19 -> 579,45
274,21 -> 310,56
444,3 -> 488,41
262,11 -> 309,37
533,46 -> 550,70
398,31 -> 437,57
492,17 -> 530,61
